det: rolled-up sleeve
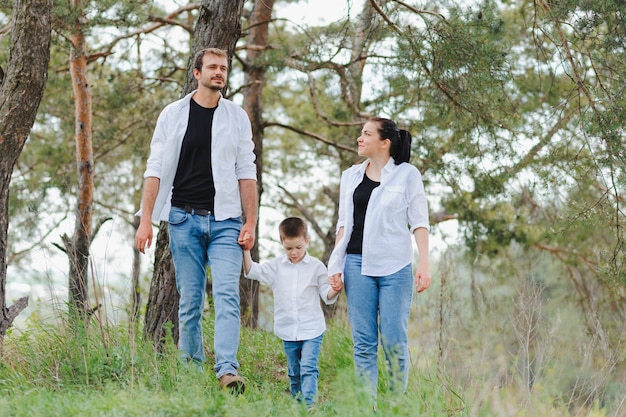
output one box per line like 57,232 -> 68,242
235,111 -> 257,181
144,110 -> 168,179
335,170 -> 349,233
407,169 -> 430,233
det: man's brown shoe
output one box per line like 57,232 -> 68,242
219,373 -> 246,394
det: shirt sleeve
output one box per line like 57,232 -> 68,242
235,109 -> 257,181
407,168 -> 430,232
245,258 -> 278,286
143,107 -> 170,179
335,169 -> 349,233
316,261 -> 337,305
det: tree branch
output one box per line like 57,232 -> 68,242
538,0 -> 597,113
264,122 -> 358,154
7,215 -> 68,265
0,297 -> 29,336
90,216 -> 113,242
369,0 -> 472,114
87,4 -> 200,64
431,210 -> 457,224
507,107 -> 576,176
277,184 -> 326,241
390,0 -> 449,24
306,73 -> 367,127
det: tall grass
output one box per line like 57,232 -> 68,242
0,313 -> 456,417
2,243 -> 625,416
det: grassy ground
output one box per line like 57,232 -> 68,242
4,245 -> 626,416
1,289 -> 623,417
0,316 -> 463,417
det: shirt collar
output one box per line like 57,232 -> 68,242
356,157 -> 396,179
280,251 -> 312,265
182,89 -> 223,105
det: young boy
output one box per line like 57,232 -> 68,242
242,217 -> 343,408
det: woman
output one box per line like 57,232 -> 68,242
328,117 -> 431,397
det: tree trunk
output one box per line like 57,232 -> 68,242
130,216 -> 141,324
347,1 -> 378,112
182,0 -> 244,95
143,222 -> 179,348
239,0 -> 275,329
318,1 -> 376,320
144,0 -> 246,347
63,0 -> 94,316
0,0 -> 52,340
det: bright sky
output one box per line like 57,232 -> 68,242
157,0 -> 363,24
275,0 -> 364,24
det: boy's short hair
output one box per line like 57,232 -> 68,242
279,217 -> 308,241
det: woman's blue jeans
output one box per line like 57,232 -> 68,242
344,254 -> 413,396
283,333 -> 323,407
168,207 -> 243,378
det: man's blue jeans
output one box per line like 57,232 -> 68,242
344,254 -> 413,396
283,333 -> 324,407
168,207 -> 243,378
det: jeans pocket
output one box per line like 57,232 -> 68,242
168,208 -> 189,225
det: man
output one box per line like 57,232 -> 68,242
135,48 -> 257,394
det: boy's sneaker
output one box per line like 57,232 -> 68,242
219,373 -> 246,394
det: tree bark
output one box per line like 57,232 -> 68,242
239,0 -> 275,328
143,222 -> 179,349
144,0 -> 246,347
0,0 -> 52,340
182,0 -> 244,95
130,216 -> 141,324
63,0 -> 94,316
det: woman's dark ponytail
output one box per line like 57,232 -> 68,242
371,117 -> 412,165
393,129 -> 411,164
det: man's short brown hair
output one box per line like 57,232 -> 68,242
193,47 -> 228,71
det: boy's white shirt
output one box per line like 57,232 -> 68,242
245,252 -> 337,342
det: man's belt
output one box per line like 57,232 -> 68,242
173,204 -> 211,216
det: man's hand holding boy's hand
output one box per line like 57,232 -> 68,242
238,230 -> 254,250
329,273 -> 344,292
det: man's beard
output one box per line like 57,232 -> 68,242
201,79 -> 224,91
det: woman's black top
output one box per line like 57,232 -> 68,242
347,172 -> 380,254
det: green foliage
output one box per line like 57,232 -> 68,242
3,0 -> 626,414
50,1 -> 158,41
256,0 -> 626,322
0,317 -> 456,417
7,0 -> 189,270
394,1 -> 514,129
3,249 -> 626,417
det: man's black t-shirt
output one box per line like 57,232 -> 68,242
171,98 -> 216,211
